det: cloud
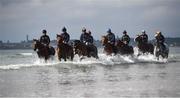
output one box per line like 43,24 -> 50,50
0,0 -> 180,42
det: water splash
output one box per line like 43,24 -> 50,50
0,49 -> 176,70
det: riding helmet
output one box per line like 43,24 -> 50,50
62,27 -> 67,32
42,29 -> 47,34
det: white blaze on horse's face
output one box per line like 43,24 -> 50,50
101,36 -> 106,44
32,41 -> 36,49
57,37 -> 60,42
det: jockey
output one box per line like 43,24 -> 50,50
121,30 -> 130,45
155,31 -> 165,49
60,27 -> 70,44
87,30 -> 94,44
80,27 -> 89,44
106,28 -> 116,45
140,30 -> 148,44
40,29 -> 50,46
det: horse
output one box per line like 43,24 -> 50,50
32,39 -> 55,61
73,40 -> 98,60
154,43 -> 169,60
116,40 -> 134,55
56,34 -> 74,61
101,36 -> 117,55
135,36 -> 154,55
101,36 -> 133,55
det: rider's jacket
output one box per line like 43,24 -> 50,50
61,32 -> 70,43
87,35 -> 94,44
80,33 -> 89,43
141,34 -> 148,43
106,33 -> 115,45
40,35 -> 50,46
155,34 -> 165,44
121,34 -> 130,44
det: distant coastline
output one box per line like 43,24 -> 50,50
0,37 -> 180,50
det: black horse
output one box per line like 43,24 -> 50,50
32,39 -> 55,61
116,40 -> 134,55
73,40 -> 98,60
154,43 -> 169,60
135,36 -> 154,55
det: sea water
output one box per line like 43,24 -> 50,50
0,47 -> 180,97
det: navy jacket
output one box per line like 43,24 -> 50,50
40,35 -> 50,45
61,32 -> 70,43
106,33 -> 115,44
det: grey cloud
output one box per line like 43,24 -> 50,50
0,0 -> 180,42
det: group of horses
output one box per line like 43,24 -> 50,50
32,34 -> 98,61
32,35 -> 169,61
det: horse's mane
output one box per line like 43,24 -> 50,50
33,39 -> 40,43
74,40 -> 81,43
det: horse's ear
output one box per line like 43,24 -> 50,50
33,39 -> 37,41
57,34 -> 61,38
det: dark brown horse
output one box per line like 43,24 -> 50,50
73,40 -> 98,60
116,40 -> 134,55
135,36 -> 154,55
56,34 -> 74,61
101,36 -> 117,55
101,36 -> 134,55
32,39 -> 55,61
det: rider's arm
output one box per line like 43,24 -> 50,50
111,34 -> 115,42
67,34 -> 70,42
80,34 -> 83,42
47,36 -> 50,45
40,36 -> 43,43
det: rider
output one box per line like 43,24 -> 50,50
60,27 -> 70,44
140,30 -> 148,44
40,29 -> 50,46
106,28 -> 116,45
87,30 -> 94,44
121,30 -> 130,45
155,31 -> 165,49
80,27 -> 89,44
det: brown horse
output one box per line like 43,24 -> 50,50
135,36 -> 154,55
101,36 -> 117,55
32,39 -> 55,61
73,40 -> 98,60
101,36 -> 134,55
56,34 -> 74,61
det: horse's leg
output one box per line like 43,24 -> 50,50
71,51 -> 74,61
58,54 -> 61,61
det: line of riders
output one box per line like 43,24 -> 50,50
33,27 -> 168,61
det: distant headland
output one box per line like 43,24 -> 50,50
0,37 -> 180,49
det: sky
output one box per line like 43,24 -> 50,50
0,0 -> 180,42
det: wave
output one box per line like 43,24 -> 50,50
0,53 -> 175,70
16,53 -> 33,56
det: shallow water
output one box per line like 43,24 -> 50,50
0,47 -> 180,97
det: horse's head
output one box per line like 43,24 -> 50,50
73,40 -> 81,49
32,39 -> 40,51
56,34 -> 64,44
101,36 -> 108,45
116,40 -> 124,47
135,35 -> 141,43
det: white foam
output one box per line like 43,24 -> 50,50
0,50 -> 174,70
17,53 -> 33,56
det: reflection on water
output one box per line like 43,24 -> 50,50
16,62 -> 177,97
